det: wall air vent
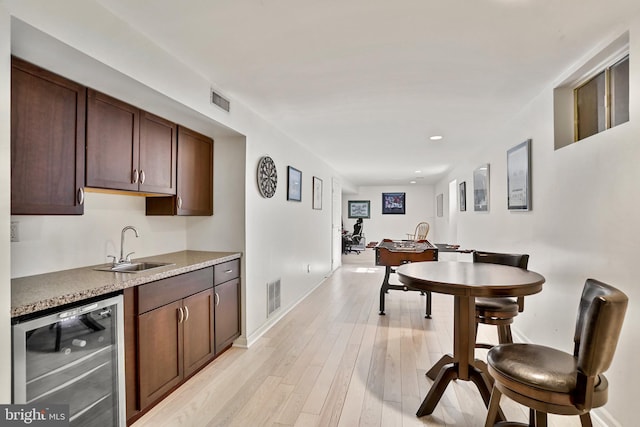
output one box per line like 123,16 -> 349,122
267,279 -> 281,317
211,89 -> 230,112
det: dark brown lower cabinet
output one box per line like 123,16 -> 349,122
215,278 -> 240,354
138,289 -> 214,408
125,267 -> 216,425
183,290 -> 215,376
138,299 -> 184,409
124,262 -> 240,425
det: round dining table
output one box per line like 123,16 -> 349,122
396,261 -> 545,418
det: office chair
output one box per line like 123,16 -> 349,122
485,278 -> 628,427
344,219 -> 365,254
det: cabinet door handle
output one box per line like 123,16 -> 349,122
140,169 -> 146,185
77,188 -> 84,205
177,196 -> 183,209
183,306 -> 189,322
215,293 -> 220,306
132,169 -> 139,184
177,307 -> 184,323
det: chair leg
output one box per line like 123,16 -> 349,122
528,409 -> 535,427
497,324 -> 513,344
579,413 -> 593,427
484,386 -> 502,427
533,411 -> 547,427
425,291 -> 432,319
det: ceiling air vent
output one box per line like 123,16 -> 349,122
211,89 -> 230,112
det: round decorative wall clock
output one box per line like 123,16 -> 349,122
257,155 -> 277,198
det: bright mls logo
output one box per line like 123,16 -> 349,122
0,405 -> 68,426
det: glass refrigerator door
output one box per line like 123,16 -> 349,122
13,295 -> 125,427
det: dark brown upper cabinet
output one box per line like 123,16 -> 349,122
86,89 -> 177,195
11,57 -> 86,215
139,111 -> 177,194
146,126 -> 213,216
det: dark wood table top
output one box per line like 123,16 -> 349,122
396,261 -> 545,298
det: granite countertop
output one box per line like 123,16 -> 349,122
11,250 -> 241,318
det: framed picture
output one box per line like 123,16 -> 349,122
459,181 -> 466,211
436,193 -> 443,217
382,192 -> 405,215
287,166 -> 302,201
473,164 -> 490,212
312,176 -> 323,210
507,139 -> 531,211
348,200 -> 370,218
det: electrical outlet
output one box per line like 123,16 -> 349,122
10,221 -> 19,242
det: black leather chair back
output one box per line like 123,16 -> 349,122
473,251 -> 529,269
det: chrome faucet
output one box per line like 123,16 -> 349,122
119,226 -> 139,264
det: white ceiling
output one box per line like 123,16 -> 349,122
95,0 -> 639,186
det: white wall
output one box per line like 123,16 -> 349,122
242,118 -> 337,344
11,194 -> 189,277
0,2 -> 12,402
2,0 -> 343,400
434,20 -> 640,426
343,184 -> 435,243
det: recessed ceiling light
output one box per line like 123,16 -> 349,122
429,135 -> 443,141
410,180 -> 417,184
414,170 -> 422,174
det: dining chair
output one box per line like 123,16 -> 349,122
473,250 -> 529,348
484,278 -> 628,427
406,222 -> 429,241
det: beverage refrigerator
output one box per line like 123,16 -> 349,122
12,294 -> 125,426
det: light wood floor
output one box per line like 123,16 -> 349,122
133,250 -> 588,427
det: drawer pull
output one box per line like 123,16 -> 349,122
225,269 -> 233,274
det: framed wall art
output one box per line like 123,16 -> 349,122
287,166 -> 302,201
348,200 -> 370,218
382,192 -> 405,214
436,193 -> 443,217
507,139 -> 531,211
312,176 -> 323,210
459,181 -> 467,212
473,164 -> 490,212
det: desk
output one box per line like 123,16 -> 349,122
375,239 -> 438,318
396,261 -> 544,417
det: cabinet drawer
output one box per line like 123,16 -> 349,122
138,267 -> 213,314
214,259 -> 240,286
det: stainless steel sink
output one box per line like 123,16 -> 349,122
94,261 -> 174,273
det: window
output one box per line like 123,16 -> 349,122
574,55 -> 629,141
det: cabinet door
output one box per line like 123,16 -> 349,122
182,289 -> 215,377
215,278 -> 240,354
138,300 -> 183,409
139,111 -> 177,195
86,89 -> 140,191
176,126 -> 213,215
11,57 -> 85,215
